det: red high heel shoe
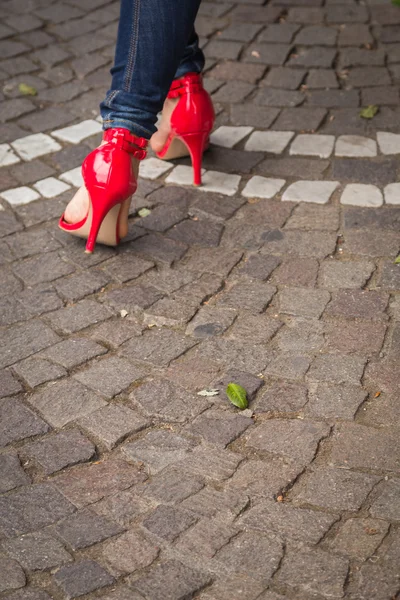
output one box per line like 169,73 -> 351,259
156,72 -> 215,186
59,128 -> 147,253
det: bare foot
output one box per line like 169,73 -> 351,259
63,150 -> 139,239
150,97 -> 179,153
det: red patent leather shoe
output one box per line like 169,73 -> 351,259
156,72 -> 215,186
59,128 -> 147,253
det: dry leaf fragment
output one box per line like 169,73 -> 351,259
18,83 -> 37,96
138,207 -> 151,218
360,105 -> 379,119
197,389 -> 219,397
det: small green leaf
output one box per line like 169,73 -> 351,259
392,0 -> 400,6
360,105 -> 379,119
395,255 -> 400,264
226,383 -> 248,410
138,208 -> 151,218
197,389 -> 219,397
18,83 -> 37,96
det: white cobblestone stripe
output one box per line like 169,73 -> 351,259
198,171 -> 241,196
59,167 -> 84,188
383,183 -> 400,205
377,132 -> 400,155
340,184 -> 383,208
11,133 -> 62,161
51,120 -> 102,144
0,144 -> 21,167
242,176 -> 286,199
210,126 -> 253,149
335,135 -> 377,158
289,134 -> 335,159
282,181 -> 340,205
165,165 -> 206,186
244,131 -> 295,154
33,177 -> 71,198
0,186 -> 41,206
1,118 -> 400,208
139,157 -> 174,180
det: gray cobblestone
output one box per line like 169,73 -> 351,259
123,430 -> 197,474
54,458 -> 147,508
215,280 -> 276,313
103,530 -> 159,577
328,422 -> 400,473
12,357 -> 66,388
325,289 -> 389,320
46,299 -> 113,334
0,453 -> 30,493
130,379 -> 208,422
0,557 -> 26,593
186,409 -> 253,447
142,504 -> 197,542
215,531 -> 283,582
241,500 -> 337,544
176,516 -> 239,558
55,508 -> 124,550
21,429 -> 95,475
0,369 -> 22,398
2,531 -> 72,571
329,518 -> 389,561
277,287 -> 330,318
130,560 -> 211,600
369,479 -> 400,521
254,380 -> 307,414
293,467 -> 379,511
74,356 -> 146,398
78,404 -> 148,449
181,486 -> 249,518
54,269 -> 110,302
305,383 -> 367,420
121,328 -> 196,367
225,455 -> 296,499
140,469 -> 204,503
54,560 -> 114,599
40,338 -> 107,369
0,483 -> 76,537
275,548 -> 348,598
246,419 -> 329,466
0,397 -> 50,447
28,378 -> 107,428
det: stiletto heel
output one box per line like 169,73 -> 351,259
156,72 -> 214,186
59,128 -> 147,252
179,132 -> 209,186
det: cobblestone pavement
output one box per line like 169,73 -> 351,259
1,0 -> 400,599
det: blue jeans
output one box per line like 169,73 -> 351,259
100,0 -> 205,140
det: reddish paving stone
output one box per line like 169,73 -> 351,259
54,459 -> 148,508
325,290 -> 389,320
328,422 -> 400,473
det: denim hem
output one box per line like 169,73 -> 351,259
102,119 -> 153,140
174,61 -> 203,80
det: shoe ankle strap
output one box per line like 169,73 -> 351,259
167,72 -> 203,98
103,128 -> 148,159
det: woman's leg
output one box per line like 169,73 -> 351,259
64,0 -> 203,226
100,3 -> 204,139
